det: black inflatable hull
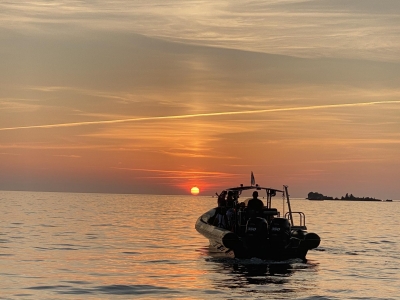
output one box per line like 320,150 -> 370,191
195,208 -> 320,260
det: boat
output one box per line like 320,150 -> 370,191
195,176 -> 321,261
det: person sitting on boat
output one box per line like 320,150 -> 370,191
247,191 -> 264,211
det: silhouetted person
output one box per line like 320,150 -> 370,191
225,191 -> 235,230
213,208 -> 228,228
213,191 -> 228,228
247,191 -> 264,211
217,191 -> 227,207
226,191 -> 234,207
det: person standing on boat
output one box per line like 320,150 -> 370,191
225,191 -> 235,230
247,191 -> 264,211
213,191 -> 228,228
217,191 -> 227,207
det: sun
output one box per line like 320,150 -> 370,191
191,186 -> 200,195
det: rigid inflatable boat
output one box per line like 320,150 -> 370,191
195,179 -> 320,260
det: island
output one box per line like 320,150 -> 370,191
307,192 -> 333,200
307,192 -> 381,201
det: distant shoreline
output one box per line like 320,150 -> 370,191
320,198 -> 381,202
307,192 -> 388,202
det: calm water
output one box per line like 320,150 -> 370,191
1,191 -> 399,299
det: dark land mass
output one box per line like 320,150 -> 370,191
307,192 -> 381,201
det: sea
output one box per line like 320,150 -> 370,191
1,191 -> 399,299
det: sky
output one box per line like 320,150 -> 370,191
1,0 -> 400,198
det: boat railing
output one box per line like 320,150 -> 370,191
285,211 -> 307,230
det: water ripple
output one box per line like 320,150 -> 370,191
0,192 -> 399,299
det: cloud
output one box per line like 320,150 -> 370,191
0,152 -> 21,156
0,99 -> 42,112
112,167 -> 241,180
53,154 -> 81,158
0,100 -> 399,131
159,149 -> 237,159
1,1 -> 399,61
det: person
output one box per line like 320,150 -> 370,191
226,191 -> 234,207
213,206 -> 228,228
212,191 -> 227,228
247,191 -> 264,211
225,191 -> 235,230
217,191 -> 227,207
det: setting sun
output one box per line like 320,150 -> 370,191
191,186 -> 200,195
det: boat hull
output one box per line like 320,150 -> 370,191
195,208 -> 319,260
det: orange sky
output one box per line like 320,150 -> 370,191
1,1 -> 400,198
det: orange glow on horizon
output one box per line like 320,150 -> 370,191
1,14 -> 400,200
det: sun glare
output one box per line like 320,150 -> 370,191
191,186 -> 200,195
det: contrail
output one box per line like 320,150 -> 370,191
1,100 -> 399,131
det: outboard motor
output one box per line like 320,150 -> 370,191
269,218 -> 291,251
245,217 -> 268,248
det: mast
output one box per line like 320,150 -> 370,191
284,185 -> 294,226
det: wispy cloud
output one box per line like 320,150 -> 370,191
1,100 -> 399,131
0,99 -> 42,112
159,149 -> 237,159
53,154 -> 81,158
0,152 -> 21,156
0,144 -> 105,150
112,168 -> 241,180
1,1 -> 399,61
27,86 -> 141,104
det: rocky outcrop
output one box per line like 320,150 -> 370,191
307,192 -> 333,200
